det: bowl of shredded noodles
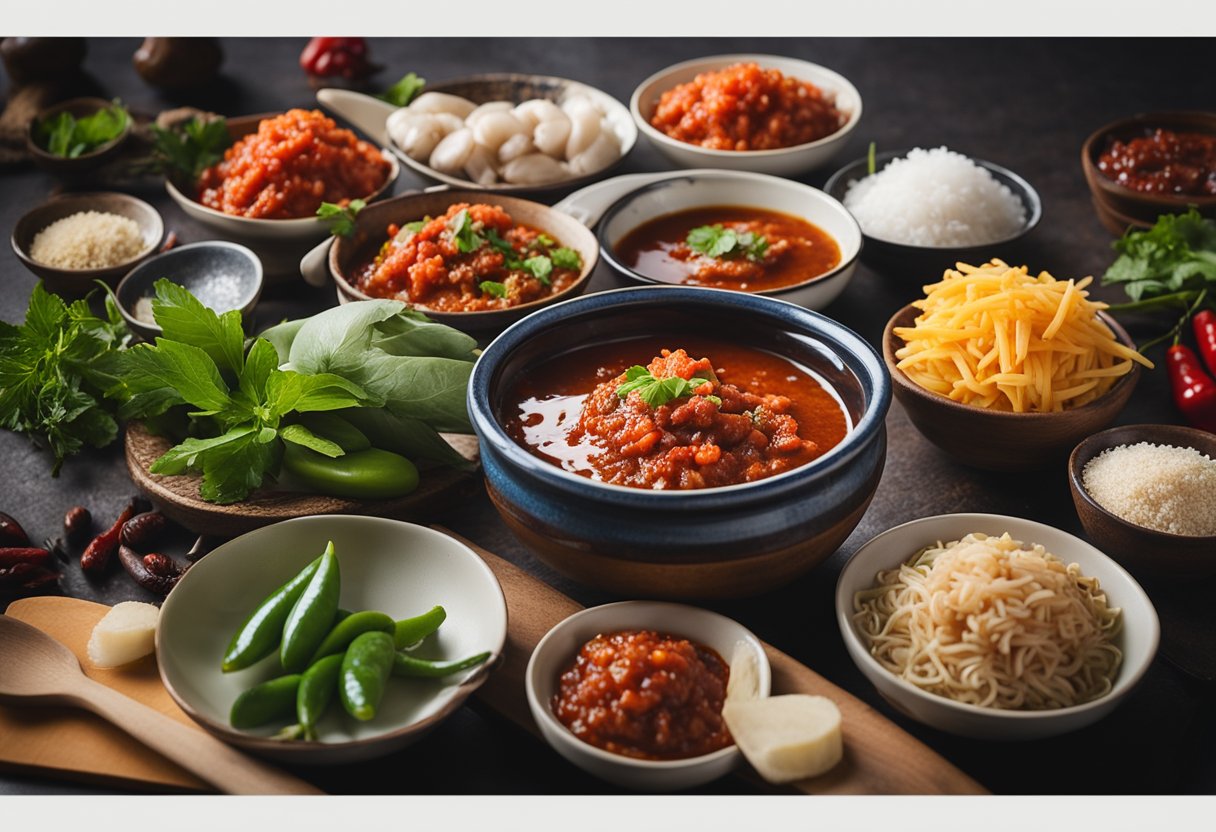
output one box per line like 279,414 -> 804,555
835,513 -> 1158,740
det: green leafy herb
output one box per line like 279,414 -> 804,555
150,116 -> 233,181
616,366 -> 714,408
550,247 -> 582,271
867,141 -> 877,176
317,199 -> 366,238
402,219 -> 428,235
529,233 -> 556,250
379,72 -> 427,107
0,284 -> 130,474
704,395 -> 722,406
35,100 -> 130,158
685,225 -> 769,262
479,281 -> 509,298
448,209 -> 483,253
522,256 -> 553,286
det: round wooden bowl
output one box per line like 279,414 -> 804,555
27,97 -> 131,176
1069,424 -> 1216,580
883,304 -> 1142,472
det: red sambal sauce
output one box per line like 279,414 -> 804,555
614,205 -> 841,291
1096,128 -> 1216,196
552,630 -> 732,760
354,203 -> 581,312
198,109 -> 390,219
651,62 -> 846,151
505,337 -> 849,490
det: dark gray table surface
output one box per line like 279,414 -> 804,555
1,37 -> 1213,796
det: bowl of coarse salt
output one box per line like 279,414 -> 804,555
1069,424 -> 1216,580
824,147 -> 1041,279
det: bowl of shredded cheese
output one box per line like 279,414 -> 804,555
883,260 -> 1153,471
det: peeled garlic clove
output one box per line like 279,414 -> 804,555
465,101 -> 513,127
387,110 -> 433,148
567,129 -> 620,176
472,111 -> 527,153
501,153 -> 568,185
400,122 -> 446,160
87,601 -> 160,668
433,112 -> 465,134
513,99 -> 563,130
533,114 -> 572,158
464,143 -> 499,186
408,92 -> 477,118
498,132 -> 535,164
722,695 -> 844,784
563,97 -> 602,160
428,127 -> 475,174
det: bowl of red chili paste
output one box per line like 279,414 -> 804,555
467,285 -> 890,598
525,601 -> 771,791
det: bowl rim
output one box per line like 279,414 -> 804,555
155,515 -> 508,754
114,240 -> 265,336
328,189 -> 600,320
834,512 -> 1160,722
26,96 -> 132,163
468,284 -> 891,506
11,191 -> 165,276
630,53 -> 863,159
386,71 -> 638,194
524,600 -> 771,772
1068,423 -> 1216,543
593,170 -> 862,297
883,302 -> 1142,420
823,148 -> 1044,250
1080,110 -> 1216,207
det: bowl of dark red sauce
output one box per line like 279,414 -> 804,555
1081,111 -> 1216,234
467,285 -> 890,598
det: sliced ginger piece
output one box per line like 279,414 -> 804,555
723,694 -> 843,783
87,601 -> 160,668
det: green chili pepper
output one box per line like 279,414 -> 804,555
282,444 -> 419,500
392,651 -> 491,678
280,541 -> 341,673
297,412 -> 371,453
296,652 -> 344,740
340,630 -> 396,721
230,673 -> 302,729
221,555 -> 322,673
335,608 -> 353,623
393,605 -> 447,649
308,610 -> 395,666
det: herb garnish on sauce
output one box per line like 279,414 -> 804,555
686,224 -> 769,262
317,199 -> 366,238
616,366 -> 716,408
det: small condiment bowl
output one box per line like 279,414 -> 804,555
114,241 -> 264,341
883,303 -> 1141,471
630,54 -> 862,175
1069,424 -> 1216,580
27,97 -> 131,176
11,191 -> 164,298
525,600 -> 771,791
594,170 -> 862,311
1081,111 -> 1216,234
157,515 -> 507,764
823,149 -> 1042,278
302,189 -> 599,336
835,513 -> 1159,741
163,113 -> 399,279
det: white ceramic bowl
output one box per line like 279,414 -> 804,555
631,54 -> 862,175
595,170 -> 862,310
157,515 -> 507,764
835,513 -> 1159,741
525,601 -> 771,791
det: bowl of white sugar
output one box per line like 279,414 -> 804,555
1069,424 -> 1216,579
824,147 -> 1041,278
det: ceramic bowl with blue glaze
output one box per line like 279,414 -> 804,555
467,286 -> 891,599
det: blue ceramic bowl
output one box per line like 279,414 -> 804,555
467,286 -> 891,599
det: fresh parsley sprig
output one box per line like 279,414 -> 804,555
686,225 -> 769,262
479,281 -> 508,299
616,366 -> 716,408
36,100 -> 130,158
150,116 -> 232,181
318,199 -> 367,238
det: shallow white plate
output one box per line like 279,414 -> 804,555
157,515 -> 507,764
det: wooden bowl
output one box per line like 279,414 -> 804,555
1081,111 -> 1216,233
313,189 -> 598,335
11,191 -> 164,298
27,97 -> 131,176
1069,424 -> 1216,579
883,304 -> 1141,472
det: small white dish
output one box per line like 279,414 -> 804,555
630,54 -> 862,175
835,513 -> 1159,741
157,515 -> 507,764
525,600 -> 771,791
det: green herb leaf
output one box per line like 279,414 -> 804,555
704,395 -> 722,406
379,71 -> 426,107
121,339 -> 232,414
317,199 -> 366,238
686,225 -> 769,262
522,256 -> 552,285
35,101 -> 129,158
867,141 -> 877,176
479,281 -> 508,298
616,368 -> 714,408
149,279 -> 247,376
279,422 -> 345,458
149,426 -> 258,476
550,247 -> 581,270
449,209 -> 484,253
151,116 -> 232,181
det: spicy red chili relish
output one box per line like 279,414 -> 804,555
505,338 -> 848,490
552,629 -> 732,761
1097,128 -> 1216,196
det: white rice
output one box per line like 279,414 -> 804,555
29,210 -> 146,270
843,146 -> 1027,247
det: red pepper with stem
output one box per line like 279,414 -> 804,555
1195,309 -> 1216,373
1166,342 -> 1216,432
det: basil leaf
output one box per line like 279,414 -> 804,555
198,432 -> 278,504
371,308 -> 479,360
317,199 -> 365,238
121,339 -> 232,414
150,425 -> 258,475
238,338 -> 280,406
150,278 -> 246,376
279,422 -> 346,458
265,370 -> 370,418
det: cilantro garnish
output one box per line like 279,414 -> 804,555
150,116 -> 233,181
479,281 -> 508,298
379,72 -> 427,108
449,209 -> 483,253
616,366 -> 715,408
317,199 -> 366,238
522,256 -> 552,286
686,225 -> 769,262
551,247 -> 582,270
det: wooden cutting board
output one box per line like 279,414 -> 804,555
0,532 -> 986,795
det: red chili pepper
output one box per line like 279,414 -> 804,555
81,499 -> 139,575
1166,344 -> 1216,433
299,37 -> 374,80
1194,309 -> 1216,375
0,547 -> 50,568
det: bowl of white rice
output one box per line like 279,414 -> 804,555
824,147 -> 1040,276
12,192 -> 164,298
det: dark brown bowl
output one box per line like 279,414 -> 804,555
11,192 -> 164,298
318,189 -> 598,335
1069,424 -> 1216,580
1081,111 -> 1216,232
27,97 -> 131,176
883,304 -> 1141,471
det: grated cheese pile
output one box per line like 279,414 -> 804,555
29,210 -> 145,270
1082,442 -> 1216,536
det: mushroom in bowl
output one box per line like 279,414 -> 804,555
467,285 -> 891,598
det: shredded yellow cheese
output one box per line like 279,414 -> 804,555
893,261 -> 1153,413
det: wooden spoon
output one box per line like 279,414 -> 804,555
0,615 -> 323,795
